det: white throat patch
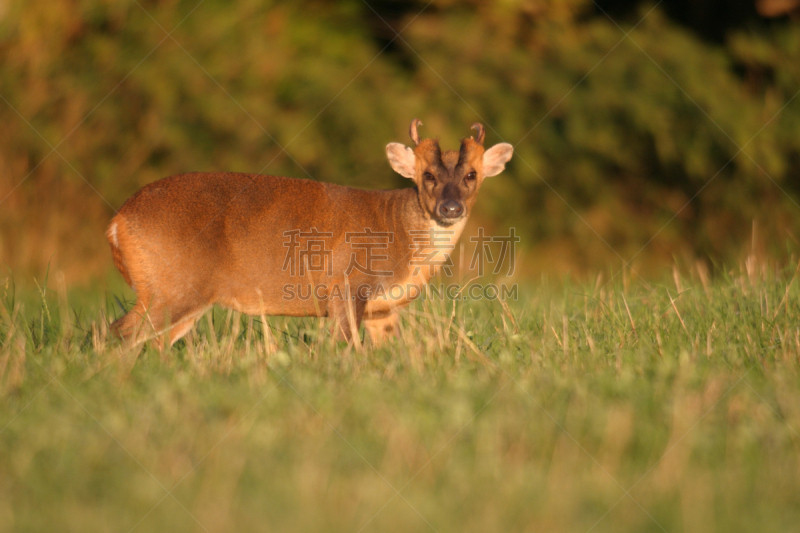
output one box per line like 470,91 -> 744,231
429,217 -> 467,261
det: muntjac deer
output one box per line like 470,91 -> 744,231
107,120 -> 513,347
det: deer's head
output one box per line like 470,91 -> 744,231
386,119 -> 513,226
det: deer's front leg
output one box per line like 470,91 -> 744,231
328,295 -> 366,343
363,311 -> 400,347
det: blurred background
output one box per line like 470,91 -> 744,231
1,0 -> 800,287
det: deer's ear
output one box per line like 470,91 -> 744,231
483,143 -> 514,177
386,143 -> 416,179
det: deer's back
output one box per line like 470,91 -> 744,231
110,172 -> 419,315
117,172 -> 336,235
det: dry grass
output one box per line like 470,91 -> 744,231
1,259 -> 800,532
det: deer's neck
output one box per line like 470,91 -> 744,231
394,188 -> 468,281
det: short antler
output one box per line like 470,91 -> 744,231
409,118 -> 423,146
471,123 -> 485,144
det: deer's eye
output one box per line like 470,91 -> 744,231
423,172 -> 436,182
465,171 -> 477,181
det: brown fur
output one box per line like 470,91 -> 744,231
107,121 -> 513,347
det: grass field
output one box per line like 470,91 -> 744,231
1,260 -> 800,533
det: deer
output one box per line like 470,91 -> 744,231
106,120 -> 513,348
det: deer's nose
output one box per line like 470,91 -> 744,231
438,200 -> 464,219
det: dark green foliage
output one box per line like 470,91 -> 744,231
1,0 -> 800,283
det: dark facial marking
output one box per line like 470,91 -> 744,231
457,140 -> 470,167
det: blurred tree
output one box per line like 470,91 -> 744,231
0,0 -> 798,283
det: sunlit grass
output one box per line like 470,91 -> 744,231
1,259 -> 800,532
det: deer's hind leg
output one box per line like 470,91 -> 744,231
110,293 -> 154,343
108,219 -> 210,347
111,289 -> 208,348
166,307 -> 210,346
